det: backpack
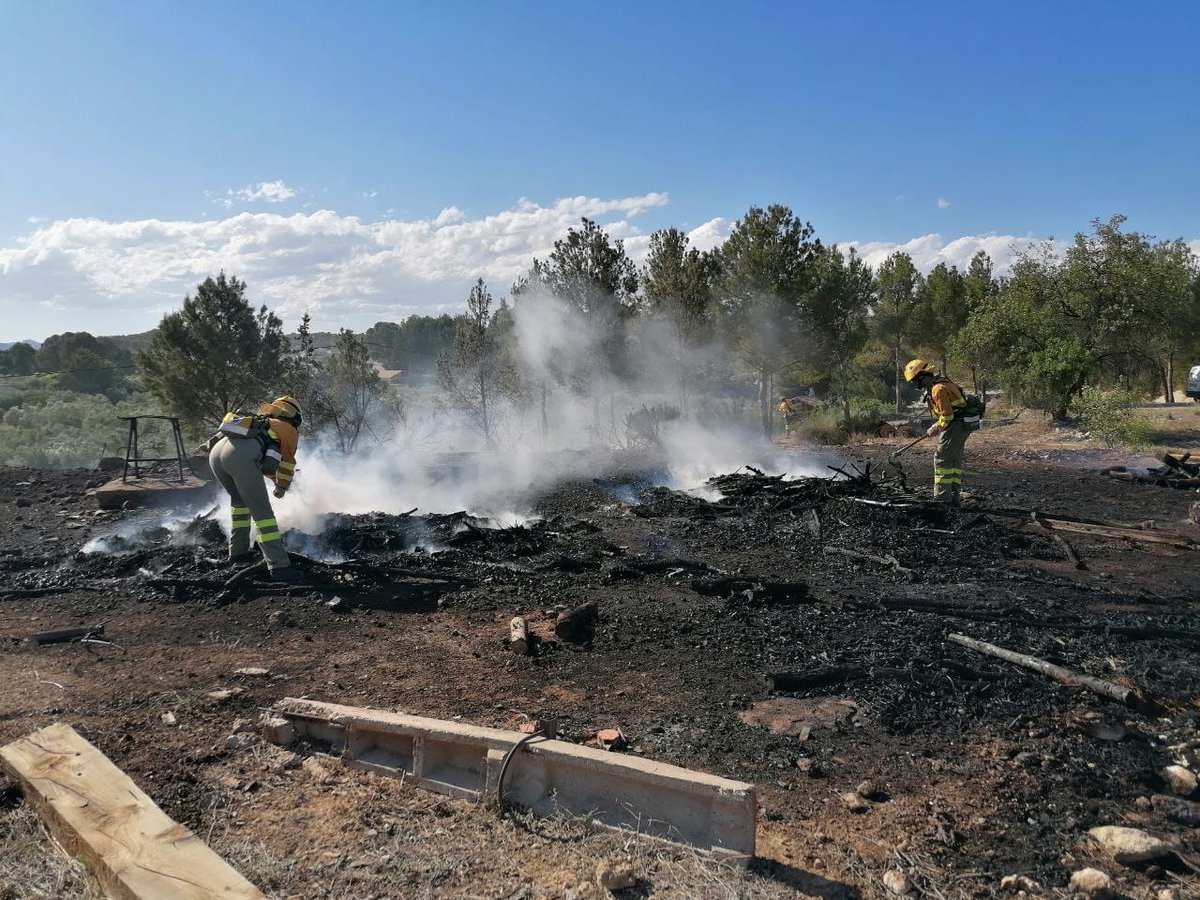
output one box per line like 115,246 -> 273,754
213,412 -> 282,470
957,394 -> 986,431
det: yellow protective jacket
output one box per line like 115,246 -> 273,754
216,412 -> 299,493
926,377 -> 966,428
265,418 -> 299,493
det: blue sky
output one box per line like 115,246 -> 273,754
1,1 -> 1197,340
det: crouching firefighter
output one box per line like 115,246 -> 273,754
903,360 -> 984,507
207,396 -> 304,582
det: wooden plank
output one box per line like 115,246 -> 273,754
0,723 -> 264,900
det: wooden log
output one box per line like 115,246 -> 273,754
554,602 -> 598,642
0,723 -> 265,900
947,633 -> 1156,711
509,616 -> 529,655
223,560 -> 267,588
34,624 -> 105,645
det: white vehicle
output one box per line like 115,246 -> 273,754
1188,364 -> 1200,401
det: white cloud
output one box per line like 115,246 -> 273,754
237,180 -> 298,203
0,193 -> 671,336
3,190 -> 1191,341
936,198 -> 951,209
838,233 -> 1053,274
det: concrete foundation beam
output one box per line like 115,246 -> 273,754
265,698 -> 756,860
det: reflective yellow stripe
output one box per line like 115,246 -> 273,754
278,461 -> 295,471
276,472 -> 293,483
267,429 -> 279,439
255,518 -> 278,529
934,476 -> 962,485
934,468 -> 963,475
257,531 -> 283,543
231,506 -> 249,515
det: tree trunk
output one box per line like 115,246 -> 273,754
894,342 -> 902,413
759,370 -> 771,437
1166,352 -> 1176,403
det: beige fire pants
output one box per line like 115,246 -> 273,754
933,419 -> 969,506
208,436 -> 291,570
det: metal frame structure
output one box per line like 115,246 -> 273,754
120,416 -> 194,483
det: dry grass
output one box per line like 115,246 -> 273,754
0,796 -> 100,900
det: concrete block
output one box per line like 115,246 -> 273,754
93,475 -> 215,510
268,698 -> 756,859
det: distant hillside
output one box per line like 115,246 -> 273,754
0,340 -> 42,350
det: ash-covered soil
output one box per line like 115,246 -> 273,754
1,428 -> 1198,899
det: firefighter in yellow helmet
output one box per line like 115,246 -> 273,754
207,396 -> 304,582
904,360 -> 969,507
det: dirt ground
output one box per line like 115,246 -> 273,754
1,417 -> 1199,899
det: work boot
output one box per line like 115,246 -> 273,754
228,552 -> 254,565
270,566 -> 307,584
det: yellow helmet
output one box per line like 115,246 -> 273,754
270,396 -> 302,420
903,359 -> 935,383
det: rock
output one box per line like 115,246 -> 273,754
226,732 -> 258,751
1156,889 -> 1178,900
738,697 -> 857,738
1088,826 -> 1176,865
1161,765 -> 1197,796
267,610 -> 294,627
1000,874 -> 1040,893
594,859 -> 636,891
234,666 -> 270,677
1150,793 -> 1200,826
160,711 -> 178,727
206,688 -> 243,702
882,870 -> 914,895
14,497 -> 32,508
795,758 -> 824,778
841,791 -> 869,813
856,779 -> 882,800
1068,868 -> 1113,898
326,596 -> 348,612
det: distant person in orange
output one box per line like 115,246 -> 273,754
207,396 -> 304,581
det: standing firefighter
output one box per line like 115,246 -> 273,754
207,396 -> 304,582
903,360 -> 982,506
779,396 -> 797,435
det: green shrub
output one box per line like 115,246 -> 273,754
1071,386 -> 1154,449
0,389 -> 159,468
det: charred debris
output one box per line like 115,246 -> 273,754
5,463 -> 1198,722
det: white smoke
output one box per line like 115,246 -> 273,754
269,286 -> 833,535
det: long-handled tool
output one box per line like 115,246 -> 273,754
889,432 -> 932,459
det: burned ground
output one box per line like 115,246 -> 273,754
1,422 -> 1198,898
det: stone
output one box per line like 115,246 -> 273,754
999,874 -> 1040,893
1149,793 -> 1200,826
795,757 -> 824,777
234,667 -> 270,677
206,688 -> 244,702
1156,889 -> 1178,900
160,711 -> 178,727
326,596 -> 348,612
1161,765 -> 1197,796
841,791 -> 869,813
1087,826 -> 1176,865
226,732 -> 258,751
882,870 -> 914,895
738,697 -> 857,738
595,859 -> 636,891
856,779 -> 882,800
1068,869 -> 1113,898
